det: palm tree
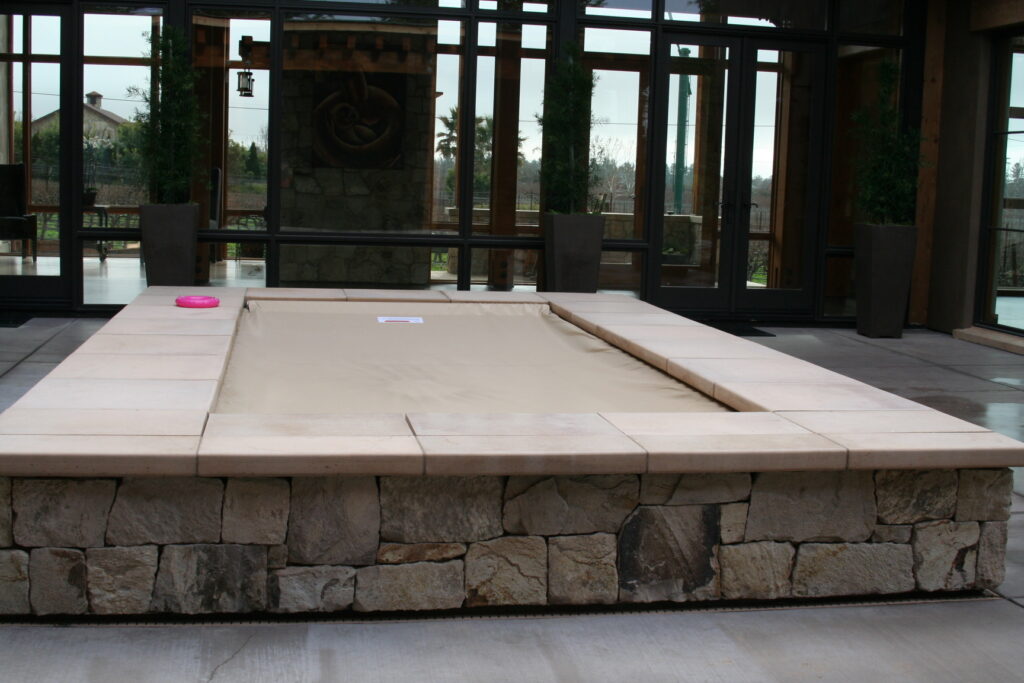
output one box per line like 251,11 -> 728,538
436,108 -> 458,161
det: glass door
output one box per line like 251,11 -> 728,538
651,34 -> 824,315
0,9 -> 70,305
652,35 -> 736,311
980,34 -> 1024,331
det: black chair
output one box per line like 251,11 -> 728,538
0,164 -> 37,261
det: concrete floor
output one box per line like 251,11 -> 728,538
2,318 -> 1024,681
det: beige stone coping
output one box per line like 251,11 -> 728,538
1,286 -> 1023,476
953,326 -> 1024,356
245,287 -> 348,302
198,413 -> 422,477
443,290 -> 546,303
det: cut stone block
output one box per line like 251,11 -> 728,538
30,548 -> 88,615
720,503 -> 749,545
268,545 -> 288,569
875,470 -> 957,524
13,479 -> 116,548
380,477 -> 502,543
745,471 -> 876,543
222,478 -> 290,545
465,536 -> 547,607
618,505 -> 719,603
720,542 -> 795,600
872,525 -> 913,544
956,469 -> 1013,522
288,477 -> 379,566
0,478 -> 10,547
269,566 -> 355,613
151,544 -> 267,614
640,473 -> 751,505
106,478 -> 223,545
548,534 -> 617,605
86,546 -> 158,615
913,520 -> 980,591
0,550 -> 29,614
354,561 -> 464,612
377,543 -> 467,564
792,543 -> 915,597
977,521 -> 1008,589
503,475 -> 639,536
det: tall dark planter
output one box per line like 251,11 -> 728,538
543,214 -> 605,293
140,203 -> 199,287
854,223 -> 917,338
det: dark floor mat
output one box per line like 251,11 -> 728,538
706,322 -> 776,337
0,314 -> 30,328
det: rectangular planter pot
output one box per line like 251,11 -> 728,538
855,223 -> 917,338
543,213 -> 605,293
140,203 -> 199,287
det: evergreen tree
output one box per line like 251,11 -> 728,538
245,142 -> 262,177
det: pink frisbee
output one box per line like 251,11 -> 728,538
175,295 -> 220,308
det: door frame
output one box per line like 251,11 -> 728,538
0,5 -> 75,311
646,31 -> 826,317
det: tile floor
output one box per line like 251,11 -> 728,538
0,318 -> 1023,681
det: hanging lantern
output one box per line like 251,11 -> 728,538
237,68 -> 254,97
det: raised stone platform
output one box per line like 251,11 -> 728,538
0,470 -> 1010,615
0,288 -> 1022,615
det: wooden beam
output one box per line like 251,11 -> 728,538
487,24 -> 523,289
970,0 -> 1024,31
908,0 -> 945,324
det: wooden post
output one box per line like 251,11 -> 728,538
908,0 -> 945,324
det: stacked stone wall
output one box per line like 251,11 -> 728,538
0,469 -> 1011,615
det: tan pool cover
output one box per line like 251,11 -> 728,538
215,301 -> 729,414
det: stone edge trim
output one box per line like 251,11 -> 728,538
0,288 -> 1022,476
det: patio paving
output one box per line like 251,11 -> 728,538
0,317 -> 1023,681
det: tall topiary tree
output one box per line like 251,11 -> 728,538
128,26 -> 203,204
538,42 -> 596,215
852,61 -> 921,226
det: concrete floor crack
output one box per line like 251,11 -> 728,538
205,633 -> 256,682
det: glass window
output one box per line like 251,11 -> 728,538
0,14 -> 63,277
582,0 -> 652,20
599,250 -> 643,296
584,28 -> 651,241
743,47 -> 817,292
664,0 -> 826,31
479,1 -> 548,11
199,241 -> 267,287
981,36 -> 1024,330
827,46 -> 901,248
83,10 -> 157,58
471,247 -> 538,290
469,247 -> 638,293
82,238 -> 264,304
82,238 -> 145,304
192,11 -> 272,233
472,22 -> 549,236
280,14 -> 463,236
280,243 -> 457,289
308,0 -> 465,6
81,8 -> 162,228
836,0 -> 903,36
660,42 -> 729,290
29,16 -> 60,56
822,254 -> 855,317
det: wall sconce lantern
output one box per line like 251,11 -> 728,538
237,35 -> 254,97
237,68 -> 254,97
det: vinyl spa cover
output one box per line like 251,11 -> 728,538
215,300 -> 729,415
